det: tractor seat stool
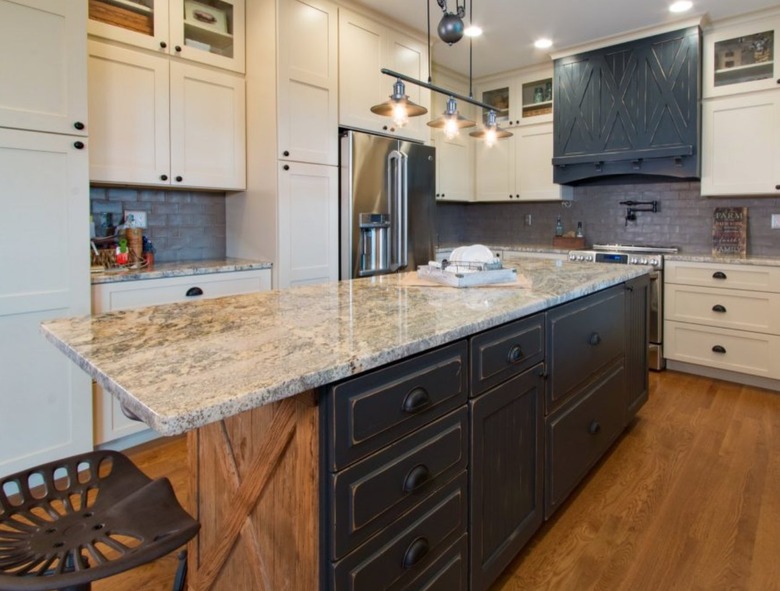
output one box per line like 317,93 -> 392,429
0,450 -> 200,591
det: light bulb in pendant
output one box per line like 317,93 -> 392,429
485,128 -> 497,147
392,102 -> 409,128
444,118 -> 460,139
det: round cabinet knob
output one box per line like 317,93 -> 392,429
283,164 -> 290,171
776,184 -> 780,190
175,45 -> 182,52
160,174 -> 168,181
283,150 -> 290,157
159,41 -> 167,49
73,121 -> 85,131
382,125 -> 388,131
73,141 -> 84,149
175,175 -> 183,182
441,193 -> 445,198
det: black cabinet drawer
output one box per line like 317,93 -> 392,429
330,408 -> 468,560
546,286 -> 625,413
545,359 -> 625,518
326,341 -> 468,470
331,472 -> 468,591
470,314 -> 544,397
395,534 -> 468,591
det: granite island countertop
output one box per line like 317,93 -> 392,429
42,257 -> 648,436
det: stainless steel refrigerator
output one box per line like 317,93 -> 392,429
340,129 -> 436,279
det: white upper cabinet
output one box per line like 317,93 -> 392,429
703,12 -> 780,98
476,66 -> 553,128
88,0 -> 245,73
701,91 -> 780,196
89,40 -> 245,190
338,8 -> 430,142
0,0 -> 87,135
277,0 -> 338,166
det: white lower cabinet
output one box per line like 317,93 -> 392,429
665,261 -> 780,382
277,161 -> 338,288
91,269 -> 271,447
0,129 -> 91,477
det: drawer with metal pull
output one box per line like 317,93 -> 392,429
665,284 -> 780,335
665,261 -> 780,292
545,285 -> 625,413
329,408 -> 468,560
326,341 -> 468,471
330,472 -> 468,591
470,313 -> 544,397
545,359 -> 625,517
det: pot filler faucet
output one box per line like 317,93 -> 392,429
619,200 -> 658,225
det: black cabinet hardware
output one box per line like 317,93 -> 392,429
712,345 -> 726,354
402,387 -> 431,413
73,121 -> 84,130
175,45 -> 182,52
283,164 -> 289,171
506,344 -> 524,364
588,332 -> 601,346
712,271 -> 727,280
402,464 -> 431,493
712,304 -> 726,313
175,175 -> 183,182
160,174 -> 168,181
73,141 -> 84,150
185,287 -> 203,297
402,537 -> 429,569
283,150 -> 289,156
160,41 -> 167,48
588,420 -> 601,435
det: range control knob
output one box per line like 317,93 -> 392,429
629,257 -> 638,264
569,253 -> 576,261
586,254 -> 594,262
649,258 -> 659,267
640,258 -> 648,265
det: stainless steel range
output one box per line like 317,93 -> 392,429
568,243 -> 679,371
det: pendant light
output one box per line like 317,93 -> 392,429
469,110 -> 512,147
370,78 -> 428,127
427,96 -> 476,139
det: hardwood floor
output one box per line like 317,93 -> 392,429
110,370 -> 780,590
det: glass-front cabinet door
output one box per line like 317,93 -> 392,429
704,14 -> 779,97
88,0 -> 244,72
477,66 -> 553,127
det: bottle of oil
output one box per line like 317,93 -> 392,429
555,215 -> 564,237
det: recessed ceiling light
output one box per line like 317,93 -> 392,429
464,25 -> 483,37
669,1 -> 693,13
534,38 -> 553,50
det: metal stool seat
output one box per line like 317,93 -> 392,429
0,450 -> 199,591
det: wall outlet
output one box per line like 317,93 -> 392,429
525,214 -> 533,226
772,214 -> 780,229
124,210 -> 147,229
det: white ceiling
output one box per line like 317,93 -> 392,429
349,0 -> 779,78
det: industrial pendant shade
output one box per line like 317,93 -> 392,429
427,97 -> 476,139
469,109 -> 512,147
370,0 -> 511,145
370,78 -> 428,127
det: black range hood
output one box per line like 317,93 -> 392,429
552,26 -> 701,185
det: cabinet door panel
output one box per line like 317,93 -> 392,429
278,0 -> 338,165
338,10 -> 385,133
701,93 -> 780,196
514,124 -> 571,201
0,129 -> 91,476
0,0 -> 87,135
474,138 -> 513,201
88,41 -> 170,186
470,365 -> 543,591
170,62 -> 246,190
278,162 -> 338,287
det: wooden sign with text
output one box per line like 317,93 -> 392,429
712,207 -> 747,258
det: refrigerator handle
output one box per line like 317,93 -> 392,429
388,149 -> 408,271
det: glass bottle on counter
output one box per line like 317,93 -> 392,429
576,221 -> 584,238
555,215 -> 564,237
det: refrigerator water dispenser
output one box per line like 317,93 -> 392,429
359,213 -> 390,276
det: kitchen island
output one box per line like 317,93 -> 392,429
42,257 -> 650,591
